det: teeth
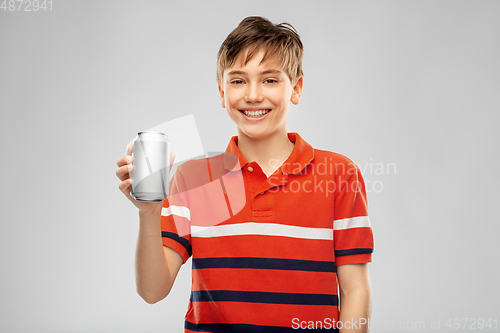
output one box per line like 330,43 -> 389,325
241,109 -> 271,117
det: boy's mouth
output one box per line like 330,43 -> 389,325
239,109 -> 272,118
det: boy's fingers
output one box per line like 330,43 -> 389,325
118,178 -> 132,194
116,166 -> 126,181
116,164 -> 133,181
116,155 -> 134,167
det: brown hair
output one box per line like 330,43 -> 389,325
217,16 -> 303,88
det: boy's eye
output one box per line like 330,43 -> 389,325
231,79 -> 277,84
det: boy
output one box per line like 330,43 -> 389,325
116,16 -> 373,332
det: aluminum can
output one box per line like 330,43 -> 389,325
130,132 -> 170,202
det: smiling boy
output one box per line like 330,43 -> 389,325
117,16 -> 373,332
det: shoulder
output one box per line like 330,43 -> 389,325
313,148 -> 360,171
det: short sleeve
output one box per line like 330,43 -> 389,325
161,166 -> 192,264
333,163 -> 374,266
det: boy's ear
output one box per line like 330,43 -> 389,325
290,76 -> 303,105
218,84 -> 225,109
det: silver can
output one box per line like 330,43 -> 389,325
130,132 -> 170,202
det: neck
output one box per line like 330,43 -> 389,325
236,130 -> 295,173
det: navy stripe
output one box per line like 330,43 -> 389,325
161,231 -> 192,256
185,321 -> 339,332
335,248 -> 373,257
190,290 -> 337,306
193,257 -> 336,272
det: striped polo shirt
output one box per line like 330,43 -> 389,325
161,132 -> 374,332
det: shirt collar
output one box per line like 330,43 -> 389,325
223,132 -> 315,175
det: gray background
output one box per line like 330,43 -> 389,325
1,0 -> 499,332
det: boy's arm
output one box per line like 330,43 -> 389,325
337,263 -> 372,333
117,147 -> 184,304
135,209 -> 184,304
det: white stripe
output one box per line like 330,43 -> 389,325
191,222 -> 333,240
333,216 -> 371,230
161,206 -> 191,220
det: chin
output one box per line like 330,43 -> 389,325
238,128 -> 274,140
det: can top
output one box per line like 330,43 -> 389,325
137,131 -> 168,137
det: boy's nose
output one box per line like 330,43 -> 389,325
244,83 -> 263,103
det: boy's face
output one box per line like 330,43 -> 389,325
218,48 -> 303,141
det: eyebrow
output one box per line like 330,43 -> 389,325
227,69 -> 282,76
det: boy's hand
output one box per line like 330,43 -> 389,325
116,144 -> 176,216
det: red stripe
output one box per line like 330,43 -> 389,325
192,235 -> 334,261
187,302 -> 339,326
334,228 -> 374,250
335,253 -> 372,266
192,268 -> 337,294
